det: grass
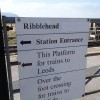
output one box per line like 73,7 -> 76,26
7,30 -> 16,45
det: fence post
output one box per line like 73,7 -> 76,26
0,10 -> 10,100
2,16 -> 14,100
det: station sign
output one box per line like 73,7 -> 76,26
15,18 -> 90,100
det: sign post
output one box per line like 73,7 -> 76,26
0,10 -> 10,100
16,18 -> 90,100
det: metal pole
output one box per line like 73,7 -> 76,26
0,10 -> 10,100
2,16 -> 14,100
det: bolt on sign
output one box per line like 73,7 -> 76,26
15,18 -> 90,100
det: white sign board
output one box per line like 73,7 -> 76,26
20,70 -> 85,100
15,18 -> 89,100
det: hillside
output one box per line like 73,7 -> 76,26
2,12 -> 18,17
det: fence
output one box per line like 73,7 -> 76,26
1,16 -> 100,100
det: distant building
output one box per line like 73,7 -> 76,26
90,19 -> 100,41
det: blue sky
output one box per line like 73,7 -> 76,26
0,0 -> 100,18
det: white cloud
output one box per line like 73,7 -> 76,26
0,0 -> 13,5
1,2 -> 100,18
